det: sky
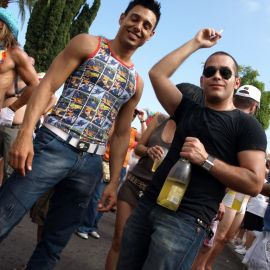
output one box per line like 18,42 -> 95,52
9,0 -> 270,147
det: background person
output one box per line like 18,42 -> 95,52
242,168 -> 270,269
105,112 -> 175,270
76,108 -> 146,240
0,57 -> 39,184
0,8 -> 39,125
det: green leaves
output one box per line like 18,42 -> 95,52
24,0 -> 100,71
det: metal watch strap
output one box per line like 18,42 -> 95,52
202,155 -> 215,171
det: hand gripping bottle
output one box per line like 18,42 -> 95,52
157,158 -> 191,211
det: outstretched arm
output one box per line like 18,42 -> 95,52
149,28 -> 222,116
9,34 -> 99,176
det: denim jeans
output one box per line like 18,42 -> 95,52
78,166 -> 127,233
78,178 -> 107,233
117,197 -> 207,270
0,127 -> 103,269
0,125 -> 19,182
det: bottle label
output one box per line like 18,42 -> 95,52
157,179 -> 187,211
156,158 -> 191,211
167,185 -> 183,204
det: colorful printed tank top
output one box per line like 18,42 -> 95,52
45,37 -> 138,145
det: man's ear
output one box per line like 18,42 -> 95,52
200,75 -> 203,88
146,30 -> 155,41
251,103 -> 259,114
119,13 -> 125,25
234,76 -> 241,89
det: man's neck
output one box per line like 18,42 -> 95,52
109,38 -> 136,66
205,99 -> 236,111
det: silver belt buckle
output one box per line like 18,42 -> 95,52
76,140 -> 90,152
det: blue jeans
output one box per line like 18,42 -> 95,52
117,197 -> 207,270
78,166 -> 127,233
78,178 -> 107,233
0,127 -> 103,269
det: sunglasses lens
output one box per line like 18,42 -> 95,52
219,67 -> 232,80
203,67 -> 216,78
203,66 -> 233,80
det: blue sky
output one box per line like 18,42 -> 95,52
9,0 -> 270,147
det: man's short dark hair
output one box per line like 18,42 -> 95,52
233,95 -> 258,110
124,0 -> 161,29
204,51 -> 239,77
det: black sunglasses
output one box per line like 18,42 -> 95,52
203,66 -> 234,80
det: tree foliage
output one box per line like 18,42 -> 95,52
239,65 -> 270,130
24,0 -> 100,72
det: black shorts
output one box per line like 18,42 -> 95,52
242,211 -> 264,231
117,173 -> 148,207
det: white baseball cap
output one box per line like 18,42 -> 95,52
235,85 -> 261,104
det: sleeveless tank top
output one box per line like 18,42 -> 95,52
131,115 -> 170,183
45,36 -> 138,145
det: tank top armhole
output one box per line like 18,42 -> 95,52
86,36 -> 101,60
157,113 -> 169,125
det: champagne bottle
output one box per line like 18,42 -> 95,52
157,158 -> 191,211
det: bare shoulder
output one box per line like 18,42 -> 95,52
64,34 -> 100,60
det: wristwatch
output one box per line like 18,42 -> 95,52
201,155 -> 215,171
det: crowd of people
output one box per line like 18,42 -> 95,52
0,1 -> 269,270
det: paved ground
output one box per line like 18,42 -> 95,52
0,212 -> 247,270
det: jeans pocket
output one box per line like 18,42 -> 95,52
34,128 -> 57,153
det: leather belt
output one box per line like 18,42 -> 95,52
126,173 -> 147,191
43,123 -> 106,155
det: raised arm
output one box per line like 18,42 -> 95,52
149,28 -> 222,116
98,76 -> 144,211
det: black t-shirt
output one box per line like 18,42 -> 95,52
145,96 -> 267,225
176,83 -> 204,105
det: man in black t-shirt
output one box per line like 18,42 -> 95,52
116,28 -> 266,270
176,82 -> 204,105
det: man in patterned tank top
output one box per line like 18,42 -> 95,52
0,1 -> 161,269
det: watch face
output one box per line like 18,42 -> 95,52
203,160 -> 214,171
